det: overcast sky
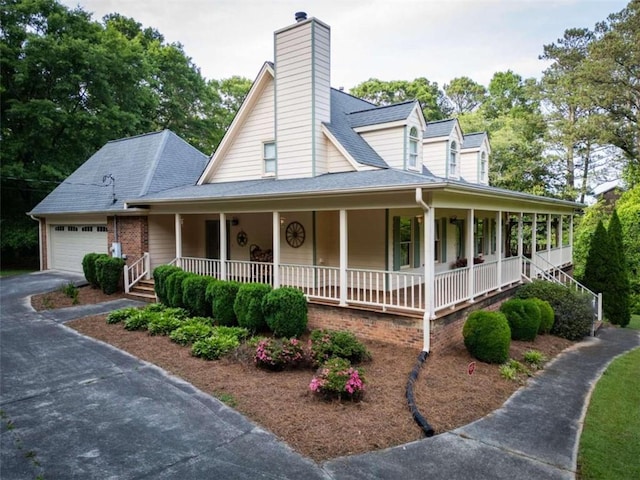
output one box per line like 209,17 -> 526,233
59,0 -> 629,89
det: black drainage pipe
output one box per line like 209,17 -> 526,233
406,350 -> 435,437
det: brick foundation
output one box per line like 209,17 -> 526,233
308,285 -> 520,353
107,216 -> 148,266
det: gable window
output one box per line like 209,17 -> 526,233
263,142 -> 276,175
393,216 -> 421,270
408,127 -> 419,170
480,152 -> 487,181
449,140 -> 458,176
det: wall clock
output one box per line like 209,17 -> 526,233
285,221 -> 305,248
237,230 -> 248,247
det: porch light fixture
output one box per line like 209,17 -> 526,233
231,216 -> 239,226
280,216 -> 286,226
416,214 -> 423,224
449,216 -> 458,224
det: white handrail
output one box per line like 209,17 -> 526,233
124,252 -> 149,293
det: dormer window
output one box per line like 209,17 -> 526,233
449,140 -> 458,176
480,151 -> 487,181
263,142 -> 276,175
408,127 -> 419,170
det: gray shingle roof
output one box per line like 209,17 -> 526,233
462,132 -> 487,149
29,130 -> 208,215
346,100 -> 417,128
325,89 -> 389,169
424,119 -> 457,139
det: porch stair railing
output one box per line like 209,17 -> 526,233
124,252 -> 150,294
520,255 -> 602,334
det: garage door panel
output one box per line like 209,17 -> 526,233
50,225 -> 108,273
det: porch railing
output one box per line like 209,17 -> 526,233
179,257 -> 221,277
280,264 -> 339,301
227,260 -> 273,284
434,267 -> 469,310
501,256 -> 522,285
124,252 -> 150,293
474,260 -> 498,297
347,268 -> 424,311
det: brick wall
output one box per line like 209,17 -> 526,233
107,216 -> 148,265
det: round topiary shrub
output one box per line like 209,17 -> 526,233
499,298 -> 540,341
153,265 -> 182,304
82,252 -> 108,288
182,275 -> 216,317
95,256 -> 125,294
165,270 -> 191,308
530,298 -> 554,334
233,283 -> 272,333
207,281 -> 240,326
261,287 -> 308,338
462,310 -> 511,364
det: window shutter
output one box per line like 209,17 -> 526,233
392,216 -> 401,271
441,218 -> 447,262
413,217 -> 421,268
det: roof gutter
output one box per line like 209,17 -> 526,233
29,214 -> 43,271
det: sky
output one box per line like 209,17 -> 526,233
59,0 -> 629,89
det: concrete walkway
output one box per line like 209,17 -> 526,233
1,271 -> 638,479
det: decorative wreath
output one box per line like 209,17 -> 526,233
237,230 -> 248,247
285,221 -> 305,248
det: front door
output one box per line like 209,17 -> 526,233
205,220 -> 230,259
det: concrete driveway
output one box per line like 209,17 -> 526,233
1,271 -> 638,479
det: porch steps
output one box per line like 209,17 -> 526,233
127,279 -> 156,302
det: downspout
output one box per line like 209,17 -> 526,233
415,188 -> 433,353
29,215 -> 43,271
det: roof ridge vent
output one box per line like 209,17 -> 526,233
295,11 -> 307,22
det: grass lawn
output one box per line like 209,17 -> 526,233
578,347 -> 640,479
0,269 -> 35,278
628,314 -> 640,330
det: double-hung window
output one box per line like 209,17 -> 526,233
408,127 -> 418,170
263,142 -> 276,175
480,151 -> 487,181
449,140 -> 458,177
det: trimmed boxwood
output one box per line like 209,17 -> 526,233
500,298 -> 540,341
262,287 -> 308,338
234,283 -> 272,333
463,310 -> 511,364
95,256 -> 125,294
153,265 -> 182,305
165,270 -> 191,308
183,275 -> 217,317
530,298 -> 554,334
207,281 -> 241,326
309,329 -> 371,365
82,252 -> 108,288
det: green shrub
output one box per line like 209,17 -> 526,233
462,310 -> 511,364
106,307 -> 141,324
516,280 -> 593,340
255,338 -> 306,370
234,283 -> 272,333
82,253 -> 108,288
165,270 -> 191,308
309,357 -> 366,401
261,287 -> 308,338
212,325 -> 249,341
147,314 -> 184,336
523,350 -> 547,369
169,319 -> 214,345
95,256 -> 125,294
124,310 -> 161,331
153,265 -> 182,304
529,298 -> 554,334
192,335 -> 240,360
499,363 -> 518,381
60,282 -> 79,304
183,275 -> 216,317
207,281 -> 241,326
500,299 -> 540,341
309,329 -> 371,365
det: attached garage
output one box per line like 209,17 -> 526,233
49,224 -> 108,273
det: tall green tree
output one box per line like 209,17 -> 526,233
444,76 -> 486,114
615,186 -> 640,314
582,220 -> 610,314
606,210 -> 631,326
349,77 -> 451,121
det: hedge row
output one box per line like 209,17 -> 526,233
82,253 -> 125,294
152,267 -> 308,338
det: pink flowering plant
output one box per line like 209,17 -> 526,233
254,337 -> 306,371
309,357 -> 366,402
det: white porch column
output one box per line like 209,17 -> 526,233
558,215 -> 564,248
467,208 -> 475,303
497,210 -> 503,290
517,212 -> 524,258
546,214 -> 552,264
175,213 -> 182,268
425,206 -> 436,322
339,209 -> 348,306
220,213 -> 227,281
531,214 -> 537,276
272,212 -> 281,288
569,214 -> 574,249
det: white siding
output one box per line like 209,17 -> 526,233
316,210 -> 339,267
148,215 -> 176,270
275,19 -> 330,179
280,211 -> 314,265
460,151 -> 479,183
361,127 -> 405,169
325,138 -> 356,173
229,213 -> 272,260
422,140 -> 447,177
348,210 -> 385,270
209,79 -> 275,183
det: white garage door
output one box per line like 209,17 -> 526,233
50,225 -> 108,273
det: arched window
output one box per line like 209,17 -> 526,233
480,151 -> 487,181
449,140 -> 458,176
408,127 -> 419,169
